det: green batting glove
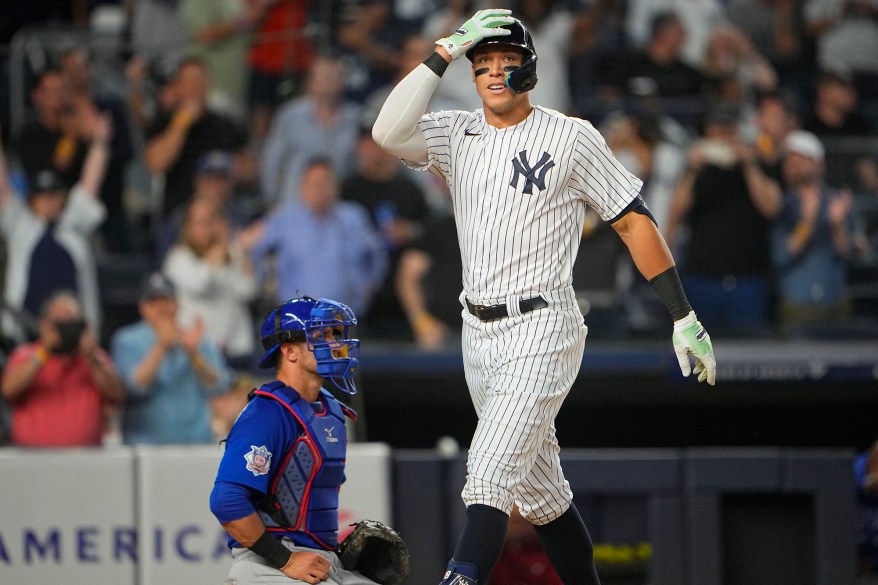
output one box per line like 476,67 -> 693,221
435,9 -> 515,60
672,311 -> 716,385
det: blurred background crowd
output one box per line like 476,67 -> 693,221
0,0 -> 875,437
0,0 -> 877,580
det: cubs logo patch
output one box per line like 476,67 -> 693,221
244,445 -> 272,476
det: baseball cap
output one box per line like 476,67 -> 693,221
139,271 -> 176,301
784,130 -> 825,161
28,169 -> 67,195
196,151 -> 234,177
817,62 -> 854,86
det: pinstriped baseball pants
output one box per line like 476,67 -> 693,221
459,287 -> 587,525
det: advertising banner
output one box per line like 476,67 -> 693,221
0,443 -> 391,585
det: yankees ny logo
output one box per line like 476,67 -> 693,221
510,150 -> 555,195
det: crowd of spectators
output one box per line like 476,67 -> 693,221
0,4 -> 876,582
0,0 -> 877,454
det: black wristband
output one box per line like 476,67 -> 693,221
250,531 -> 292,569
649,266 -> 692,321
423,52 -> 450,77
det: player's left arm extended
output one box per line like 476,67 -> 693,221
610,208 -> 674,282
612,210 -> 716,385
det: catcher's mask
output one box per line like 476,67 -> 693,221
466,18 -> 538,93
258,296 -> 360,394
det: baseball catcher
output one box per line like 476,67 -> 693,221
338,520 -> 411,585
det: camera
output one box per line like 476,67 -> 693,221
53,318 -> 87,355
698,139 -> 736,168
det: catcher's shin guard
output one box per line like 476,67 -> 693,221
439,560 -> 479,585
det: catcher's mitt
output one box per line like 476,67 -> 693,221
337,519 -> 410,585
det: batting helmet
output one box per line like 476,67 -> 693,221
465,18 -> 538,93
257,296 -> 360,394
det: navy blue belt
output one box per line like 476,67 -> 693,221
465,295 -> 548,322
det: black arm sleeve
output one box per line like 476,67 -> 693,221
250,531 -> 293,569
649,266 -> 692,320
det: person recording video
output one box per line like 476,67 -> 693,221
0,291 -> 123,447
665,102 -> 782,334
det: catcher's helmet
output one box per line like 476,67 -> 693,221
465,18 -> 538,93
257,296 -> 360,394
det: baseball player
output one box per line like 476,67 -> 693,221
372,9 -> 717,585
210,296 -> 375,585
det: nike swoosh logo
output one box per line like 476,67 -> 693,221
464,130 -> 481,136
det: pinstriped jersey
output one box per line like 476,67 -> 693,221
404,106 -> 642,302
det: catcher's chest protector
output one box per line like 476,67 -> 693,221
254,383 -> 349,549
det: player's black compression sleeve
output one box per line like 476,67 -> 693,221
250,531 -> 293,569
650,266 -> 692,321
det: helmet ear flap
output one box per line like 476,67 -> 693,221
506,54 -> 538,93
259,304 -> 301,349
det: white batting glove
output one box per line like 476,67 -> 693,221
435,9 -> 514,60
672,311 -> 716,385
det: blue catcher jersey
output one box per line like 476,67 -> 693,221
214,381 -> 356,550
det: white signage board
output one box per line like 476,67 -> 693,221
0,443 -> 392,585
0,448 -> 137,585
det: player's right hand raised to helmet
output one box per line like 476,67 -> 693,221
436,9 -> 514,60
672,311 -> 716,385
